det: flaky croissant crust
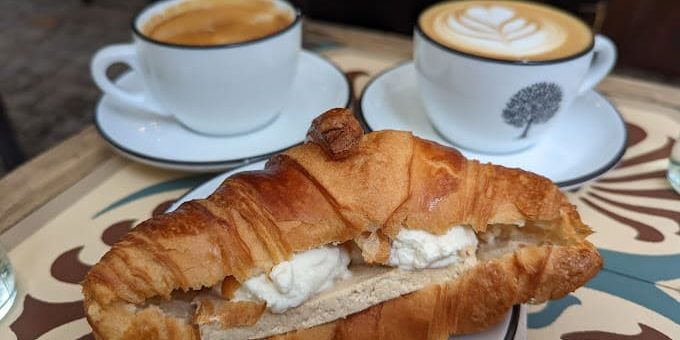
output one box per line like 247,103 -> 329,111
82,109 -> 601,339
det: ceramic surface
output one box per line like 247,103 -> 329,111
360,62 -> 627,190
96,50 -> 350,172
414,28 -> 616,153
91,0 -> 302,135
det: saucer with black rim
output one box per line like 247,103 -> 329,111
95,50 -> 350,172
360,62 -> 627,190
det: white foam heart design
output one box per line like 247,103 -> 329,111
466,6 -> 514,27
433,4 -> 565,57
450,5 -> 541,43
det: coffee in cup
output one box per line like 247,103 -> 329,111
418,0 -> 592,62
415,0 -> 617,153
91,0 -> 301,136
142,0 -> 294,46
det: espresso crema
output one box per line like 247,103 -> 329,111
419,0 -> 593,61
142,0 -> 295,46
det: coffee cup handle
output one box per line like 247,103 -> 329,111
91,44 -> 168,116
578,35 -> 617,95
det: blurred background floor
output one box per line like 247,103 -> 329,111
1,0 -> 679,177
0,0 -> 147,175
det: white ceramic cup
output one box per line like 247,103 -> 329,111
91,0 -> 301,136
414,10 -> 616,154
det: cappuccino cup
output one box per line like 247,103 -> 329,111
91,0 -> 301,136
415,0 -> 616,153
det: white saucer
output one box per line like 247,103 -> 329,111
360,62 -> 627,190
169,160 -> 525,340
95,50 -> 350,172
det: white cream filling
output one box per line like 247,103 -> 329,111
231,225 -> 478,313
233,245 -> 351,313
387,225 -> 478,270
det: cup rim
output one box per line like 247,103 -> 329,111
415,0 -> 596,65
131,0 -> 302,50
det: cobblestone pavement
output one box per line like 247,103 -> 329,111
0,0 -> 147,166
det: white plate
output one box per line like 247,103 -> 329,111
95,50 -> 350,172
169,160 -> 525,340
360,62 -> 627,190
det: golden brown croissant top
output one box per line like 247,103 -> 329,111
82,108 -> 596,339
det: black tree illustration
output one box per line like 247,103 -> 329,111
502,82 -> 563,139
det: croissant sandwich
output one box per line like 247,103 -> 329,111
82,108 -> 602,339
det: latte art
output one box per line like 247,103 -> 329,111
441,5 -> 565,57
419,1 -> 593,62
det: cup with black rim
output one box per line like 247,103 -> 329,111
91,0 -> 301,136
415,0 -> 617,154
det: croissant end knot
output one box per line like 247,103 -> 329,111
306,108 -> 364,160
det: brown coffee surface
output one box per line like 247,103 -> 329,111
142,0 -> 294,46
419,0 -> 593,61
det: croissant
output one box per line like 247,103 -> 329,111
82,108 -> 601,339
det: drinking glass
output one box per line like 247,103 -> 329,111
0,244 -> 16,320
668,134 -> 680,194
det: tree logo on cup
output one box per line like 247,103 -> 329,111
502,82 -> 562,139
